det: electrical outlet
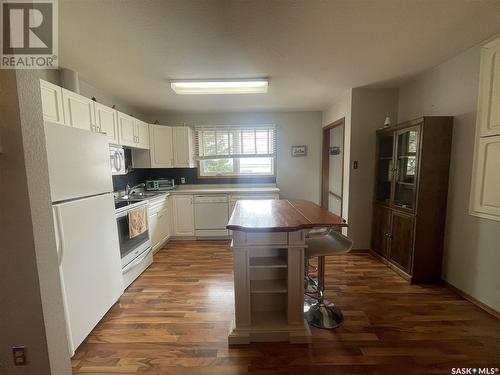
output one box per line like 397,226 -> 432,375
180,177 -> 186,184
12,346 -> 26,366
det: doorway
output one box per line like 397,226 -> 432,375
321,118 -> 345,217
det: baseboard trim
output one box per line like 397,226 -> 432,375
368,249 -> 411,281
444,281 -> 500,320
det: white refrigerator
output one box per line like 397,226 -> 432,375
45,121 -> 123,356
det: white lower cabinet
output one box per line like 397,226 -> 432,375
172,195 -> 195,236
148,196 -> 172,254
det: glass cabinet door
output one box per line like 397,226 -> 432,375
375,132 -> 394,204
393,126 -> 420,210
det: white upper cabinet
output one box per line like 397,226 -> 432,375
117,112 -> 135,147
94,102 -> 118,144
477,38 -> 500,137
62,88 -> 95,131
117,112 -> 149,149
134,119 -> 150,150
173,127 -> 195,167
150,125 -> 174,168
172,195 -> 194,236
39,80 -> 153,149
471,135 -> 500,219
40,79 -> 65,124
471,36 -> 500,221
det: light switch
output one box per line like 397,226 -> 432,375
353,161 -> 358,169
12,346 -> 26,366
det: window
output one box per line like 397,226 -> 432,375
195,125 -> 276,177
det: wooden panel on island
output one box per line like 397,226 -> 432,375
227,199 -> 346,344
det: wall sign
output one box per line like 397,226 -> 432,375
291,145 -> 307,157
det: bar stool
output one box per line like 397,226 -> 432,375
304,229 -> 353,329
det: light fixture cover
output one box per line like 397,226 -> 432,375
170,79 -> 268,95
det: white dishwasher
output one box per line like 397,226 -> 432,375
194,195 -> 229,238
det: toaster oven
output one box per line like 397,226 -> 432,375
145,179 -> 175,191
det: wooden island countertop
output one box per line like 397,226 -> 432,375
226,199 -> 347,232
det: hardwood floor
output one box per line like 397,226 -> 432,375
72,240 -> 500,374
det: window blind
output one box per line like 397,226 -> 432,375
195,125 -> 276,160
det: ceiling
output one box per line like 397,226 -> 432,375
59,0 -> 500,114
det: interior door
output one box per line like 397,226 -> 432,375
321,119 -> 345,216
371,205 -> 391,257
389,210 -> 414,273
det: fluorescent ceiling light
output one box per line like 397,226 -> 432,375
170,79 -> 268,95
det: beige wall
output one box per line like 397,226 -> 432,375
153,111 -> 323,203
39,69 -> 144,117
0,71 -> 71,374
350,88 -> 399,250
322,89 -> 399,249
398,45 -> 500,312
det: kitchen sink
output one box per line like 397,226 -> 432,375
116,191 -> 164,202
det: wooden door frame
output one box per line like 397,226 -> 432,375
321,117 -> 345,215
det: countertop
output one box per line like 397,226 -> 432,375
114,184 -> 280,210
226,199 -> 347,232
169,184 -> 280,195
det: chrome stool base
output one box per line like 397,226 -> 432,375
305,301 -> 344,329
304,276 -> 318,294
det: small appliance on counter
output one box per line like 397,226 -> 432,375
145,178 -> 175,191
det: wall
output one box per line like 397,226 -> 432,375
0,71 -> 71,374
350,88 -> 399,249
151,111 -> 323,203
322,89 -> 399,249
398,45 -> 500,312
38,69 -> 144,118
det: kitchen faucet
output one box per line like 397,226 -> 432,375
126,183 -> 145,195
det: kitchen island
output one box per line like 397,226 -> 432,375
226,199 -> 347,344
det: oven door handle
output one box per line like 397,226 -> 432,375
122,247 -> 152,275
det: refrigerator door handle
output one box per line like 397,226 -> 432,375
53,206 -> 65,266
